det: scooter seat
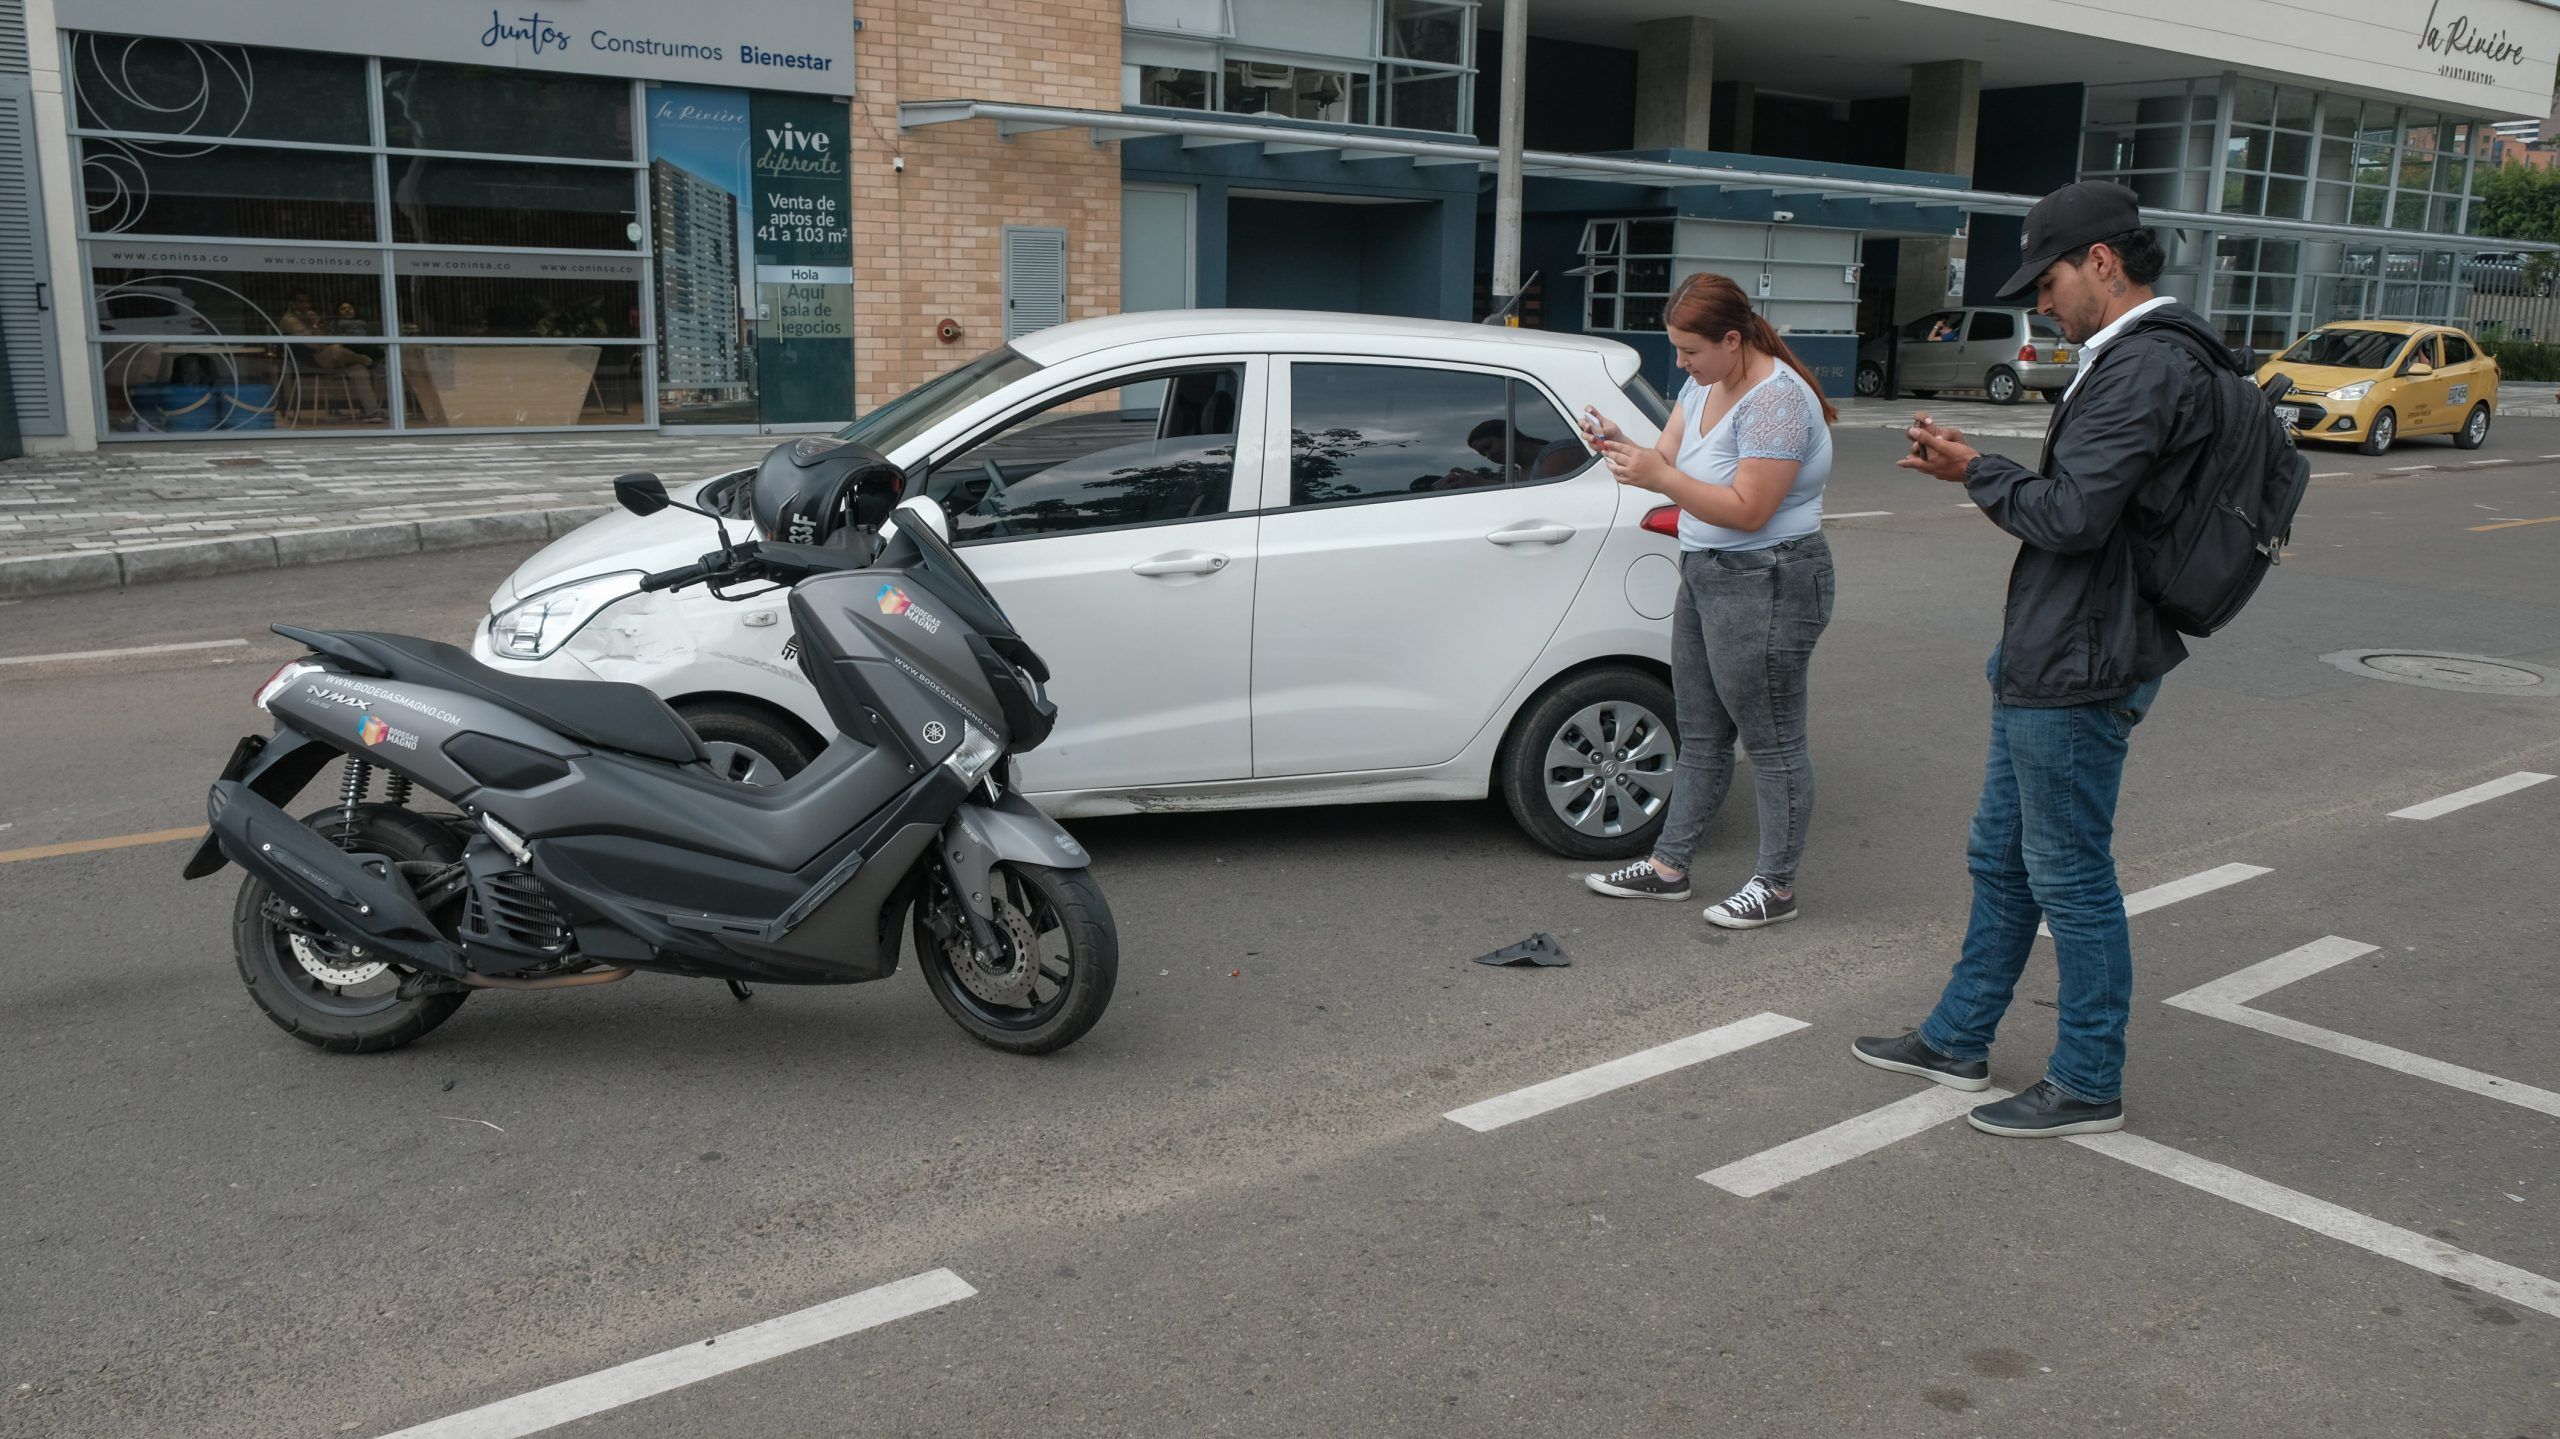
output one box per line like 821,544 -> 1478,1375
319,631 -> 707,766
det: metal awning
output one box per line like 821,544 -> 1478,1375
900,99 -> 2551,254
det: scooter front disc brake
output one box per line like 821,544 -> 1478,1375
951,902 -> 1043,1007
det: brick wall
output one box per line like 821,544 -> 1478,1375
850,1 -> 1123,411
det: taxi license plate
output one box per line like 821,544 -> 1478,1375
2052,348 -> 2072,363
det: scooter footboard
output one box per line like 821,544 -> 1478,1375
205,779 -> 467,977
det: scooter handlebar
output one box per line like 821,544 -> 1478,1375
638,561 -> 714,592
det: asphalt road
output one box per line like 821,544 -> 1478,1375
4,420 -> 2555,1439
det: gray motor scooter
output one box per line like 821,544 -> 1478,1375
184,440 -> 1115,1056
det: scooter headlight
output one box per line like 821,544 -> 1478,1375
488,572 -> 644,659
942,723 -> 1004,784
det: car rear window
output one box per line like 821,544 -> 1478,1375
1621,375 -> 1671,428
2028,315 -> 2064,339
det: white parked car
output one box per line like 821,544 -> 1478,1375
475,311 -> 1685,857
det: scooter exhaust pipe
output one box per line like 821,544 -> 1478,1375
458,967 -> 635,991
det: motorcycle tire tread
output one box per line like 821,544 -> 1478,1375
918,863 -> 1117,1056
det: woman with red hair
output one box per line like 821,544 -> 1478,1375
1582,271 -> 1838,929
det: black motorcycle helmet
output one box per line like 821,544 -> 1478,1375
750,436 -> 906,548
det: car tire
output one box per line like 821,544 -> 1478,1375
675,699 -> 821,785
2358,407 -> 2397,457
1498,667 -> 1678,860
1985,368 -> 2022,405
1855,361 -> 1885,397
2453,403 -> 2491,450
2039,389 -> 2061,404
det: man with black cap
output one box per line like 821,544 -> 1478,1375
1852,180 -> 2228,1137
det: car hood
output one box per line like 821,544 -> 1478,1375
2255,363 -> 2379,395
490,475 -> 733,613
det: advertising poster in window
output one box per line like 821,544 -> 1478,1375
748,91 -> 854,426
645,84 -> 758,425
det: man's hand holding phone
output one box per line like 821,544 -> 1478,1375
1897,412 -> 1979,484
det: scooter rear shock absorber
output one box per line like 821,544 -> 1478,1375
383,773 -> 413,807
339,758 -> 372,847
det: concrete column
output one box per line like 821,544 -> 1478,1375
1633,16 -> 1715,152
1897,59 -> 1981,324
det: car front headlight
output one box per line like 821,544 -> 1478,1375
942,723 -> 1004,784
2326,380 -> 2375,402
487,571 -> 644,659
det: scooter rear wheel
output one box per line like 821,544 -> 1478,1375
914,862 -> 1116,1055
232,803 -> 469,1054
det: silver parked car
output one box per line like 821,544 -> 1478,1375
1854,306 -> 2079,405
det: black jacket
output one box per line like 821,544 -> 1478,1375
1963,301 -> 2223,707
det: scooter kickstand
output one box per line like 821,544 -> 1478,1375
725,980 -> 753,1002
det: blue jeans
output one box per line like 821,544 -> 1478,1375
1920,651 -> 2162,1104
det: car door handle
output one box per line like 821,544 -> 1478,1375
1131,552 -> 1229,577
1487,523 -> 1577,546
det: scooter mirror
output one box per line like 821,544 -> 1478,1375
891,496 -> 951,541
613,473 -> 670,516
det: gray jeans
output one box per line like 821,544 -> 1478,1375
1652,534 -> 1835,887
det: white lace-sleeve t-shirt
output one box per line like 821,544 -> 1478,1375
1670,366 -> 1832,552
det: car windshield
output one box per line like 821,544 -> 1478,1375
836,346 -> 1042,456
2281,329 -> 2407,369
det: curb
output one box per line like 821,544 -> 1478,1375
0,506 -> 612,601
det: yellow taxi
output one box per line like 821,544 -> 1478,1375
2253,321 -> 2498,456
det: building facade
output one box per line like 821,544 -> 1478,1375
5,0 -> 2558,450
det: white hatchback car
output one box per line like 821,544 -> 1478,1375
475,310 -> 1686,857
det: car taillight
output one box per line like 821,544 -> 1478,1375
2018,345 -> 2038,363
1641,505 -> 1681,537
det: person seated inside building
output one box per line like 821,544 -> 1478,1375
280,291 -> 386,421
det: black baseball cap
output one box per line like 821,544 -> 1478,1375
1995,181 -> 2145,302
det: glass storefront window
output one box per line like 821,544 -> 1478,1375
400,344 -> 648,427
81,142 -> 377,241
91,262 -> 383,340
101,340 -> 396,434
393,274 -> 644,341
71,36 -> 368,144
389,159 -> 643,250
382,61 -> 635,161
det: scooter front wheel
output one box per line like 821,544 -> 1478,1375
913,861 -> 1116,1055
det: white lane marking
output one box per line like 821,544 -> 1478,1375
2389,464 -> 2436,472
1444,1012 -> 1808,1132
2466,459 -> 2513,467
0,637 -> 248,666
2164,937 -> 2560,1118
2388,771 -> 2554,820
1700,1086 -> 2007,1197
2072,1132 -> 2560,1320
2038,862 -> 2270,938
2310,471 -> 2350,478
1826,510 -> 1894,520
376,1269 -> 976,1439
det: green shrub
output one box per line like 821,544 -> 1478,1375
2479,337 -> 2560,383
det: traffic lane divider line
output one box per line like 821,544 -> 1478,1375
0,826 -> 202,865
1443,1012 -> 1809,1132
374,1268 -> 977,1439
1699,1086 -> 2007,1198
2389,771 -> 2554,819
2164,937 -> 2560,1118
2468,514 -> 2560,531
2070,1131 -> 2560,1321
2038,862 -> 2271,938
0,637 -> 248,666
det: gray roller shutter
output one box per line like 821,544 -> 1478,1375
1001,226 -> 1067,341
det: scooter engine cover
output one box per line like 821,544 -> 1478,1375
751,436 -> 905,547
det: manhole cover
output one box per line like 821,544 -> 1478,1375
2323,649 -> 2560,697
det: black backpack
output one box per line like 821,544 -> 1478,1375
2104,321 -> 2312,638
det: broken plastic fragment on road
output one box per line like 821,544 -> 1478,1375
1476,933 -> 1571,967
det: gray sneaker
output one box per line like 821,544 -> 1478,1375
1704,876 -> 1797,929
1583,859 -> 1692,901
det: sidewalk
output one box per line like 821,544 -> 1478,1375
0,433 -> 779,599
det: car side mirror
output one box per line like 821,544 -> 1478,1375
891,496 -> 951,541
613,473 -> 670,516
2406,361 -> 2435,377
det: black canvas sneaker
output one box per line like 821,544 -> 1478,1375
1850,1030 -> 1992,1091
1967,1079 -> 2124,1137
1704,876 -> 1797,929
1583,859 -> 1692,901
